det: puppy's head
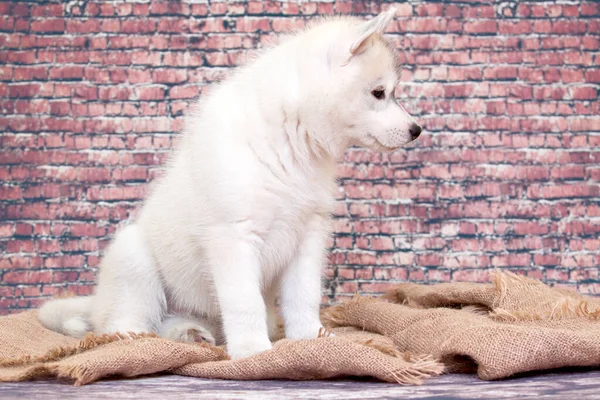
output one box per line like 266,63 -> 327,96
324,9 -> 422,152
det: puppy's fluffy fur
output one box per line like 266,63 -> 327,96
39,9 -> 421,360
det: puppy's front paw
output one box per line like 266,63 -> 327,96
227,337 -> 272,360
165,323 -> 216,346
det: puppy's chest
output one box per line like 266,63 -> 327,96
256,213 -> 315,278
254,182 -> 333,268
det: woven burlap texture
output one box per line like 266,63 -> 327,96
2,271 -> 600,385
325,271 -> 600,380
0,310 -> 441,386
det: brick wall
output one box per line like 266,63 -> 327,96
1,1 -> 599,314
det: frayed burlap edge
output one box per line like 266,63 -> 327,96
321,296 -> 445,384
381,290 -> 427,309
322,294 -> 372,328
2,362 -> 111,386
491,271 -> 600,322
324,324 -> 404,359
387,355 -> 444,385
322,325 -> 444,386
0,332 -> 158,368
382,270 -> 600,323
1,332 -> 230,386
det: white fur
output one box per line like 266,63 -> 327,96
158,315 -> 217,346
38,9 -> 420,360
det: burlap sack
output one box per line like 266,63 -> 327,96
3,271 -> 600,386
0,311 -> 442,386
175,331 -> 441,384
0,311 -> 229,385
324,271 -> 600,380
385,271 -> 600,322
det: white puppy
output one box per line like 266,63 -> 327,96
38,8 -> 422,360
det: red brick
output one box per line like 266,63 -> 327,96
10,67 -> 43,82
498,21 -> 532,35
3,271 -> 52,284
581,3 -> 599,16
483,66 -> 518,80
151,69 -> 188,84
66,19 -> 101,33
8,83 -> 40,98
552,21 -> 588,34
30,19 -> 64,33
570,86 -> 598,100
49,66 -> 84,80
168,85 -> 200,99
464,20 -> 497,34
121,19 -> 156,34
134,86 -> 165,101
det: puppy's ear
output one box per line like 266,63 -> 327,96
349,7 -> 396,56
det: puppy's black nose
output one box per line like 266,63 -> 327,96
409,123 -> 422,140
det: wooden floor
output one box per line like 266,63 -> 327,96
1,370 -> 599,399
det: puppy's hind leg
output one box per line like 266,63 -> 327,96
265,285 -> 283,342
158,315 -> 217,346
91,224 -> 167,336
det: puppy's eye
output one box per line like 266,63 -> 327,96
371,89 -> 385,100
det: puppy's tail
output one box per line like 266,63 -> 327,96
38,295 -> 93,338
